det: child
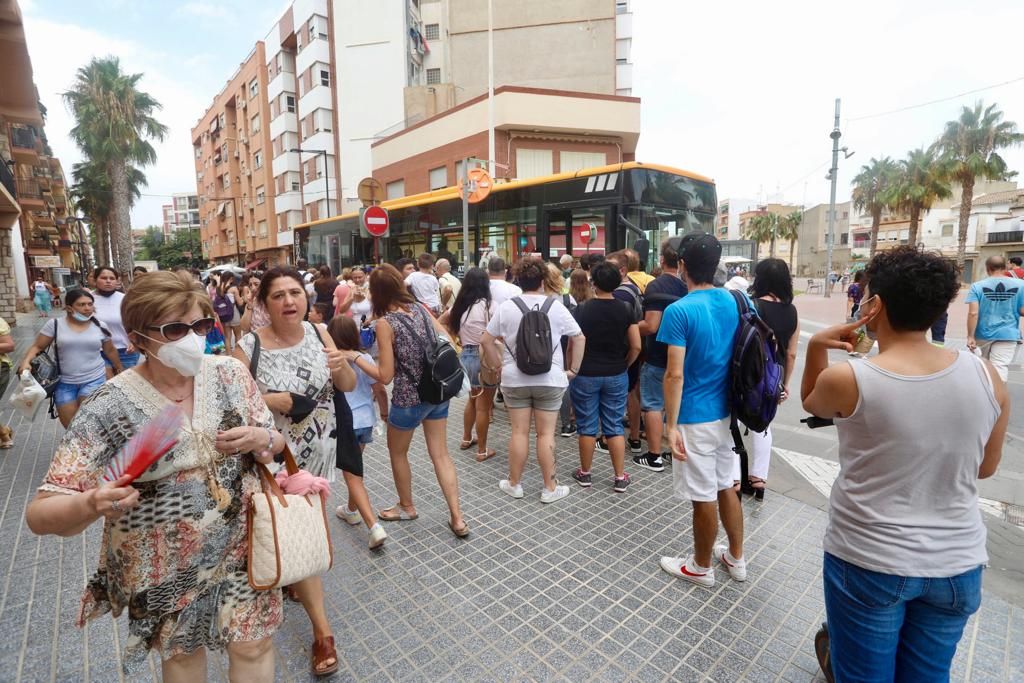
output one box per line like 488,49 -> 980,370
326,316 -> 387,549
308,302 -> 332,325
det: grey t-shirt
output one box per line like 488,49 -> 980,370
43,317 -> 109,384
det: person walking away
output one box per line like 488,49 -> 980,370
606,251 -> 645,454
371,265 -> 469,537
326,316 -> 387,550
0,318 -> 14,448
801,246 -> 1008,681
25,271 -> 289,681
439,268 -> 497,461
744,258 -> 799,499
846,271 -> 865,320
1009,255 -> 1024,279
405,253 -> 442,316
966,255 -> 1024,381
32,274 -> 53,317
482,257 -> 582,503
636,239 -> 689,471
216,272 -> 243,352
92,266 -> 142,376
658,233 -> 747,587
19,289 -> 123,427
569,262 -> 640,493
234,267 -> 355,677
436,258 -> 461,313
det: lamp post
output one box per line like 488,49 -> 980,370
290,148 -> 331,218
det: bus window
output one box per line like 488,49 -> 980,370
622,205 -> 715,272
479,205 -> 537,266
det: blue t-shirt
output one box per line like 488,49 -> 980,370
657,288 -> 741,424
345,354 -> 377,430
966,276 -> 1024,341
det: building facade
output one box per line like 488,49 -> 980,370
737,203 -> 803,266
717,197 -> 758,240
161,192 -> 200,236
792,202 -> 851,277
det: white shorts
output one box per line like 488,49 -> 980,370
978,340 -> 1018,381
679,418 -> 736,502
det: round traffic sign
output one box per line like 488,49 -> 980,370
357,177 -> 385,207
466,168 -> 492,204
363,205 -> 389,237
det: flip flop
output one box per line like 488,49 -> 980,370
448,520 -> 470,538
459,438 -> 477,450
475,449 -> 497,463
379,504 -> 418,521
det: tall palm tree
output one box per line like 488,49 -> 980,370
933,100 -> 1023,268
744,212 -> 780,258
886,147 -> 952,248
851,157 -> 898,256
778,210 -> 803,270
63,56 -> 167,276
70,160 -> 146,269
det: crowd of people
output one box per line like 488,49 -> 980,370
0,235 -> 1012,681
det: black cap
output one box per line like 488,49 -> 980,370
675,233 -> 722,272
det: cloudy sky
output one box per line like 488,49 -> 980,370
20,0 -> 1024,226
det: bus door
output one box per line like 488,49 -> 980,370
542,206 -> 612,265
543,209 -> 573,263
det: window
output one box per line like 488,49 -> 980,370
256,186 -> 266,205
194,146 -> 201,160
249,78 -> 258,98
250,113 -> 261,134
320,69 -> 330,87
559,151 -> 606,173
840,233 -> 849,245
515,148 -> 553,179
426,68 -> 441,85
258,220 -> 268,237
429,166 -> 448,191
386,179 -> 405,200
254,151 -> 263,169
616,58 -> 628,65
424,23 -> 439,41
288,171 -> 300,192
842,210 -> 849,219
616,1 -> 629,14
941,223 -> 954,237
286,94 -> 296,113
314,108 -> 333,133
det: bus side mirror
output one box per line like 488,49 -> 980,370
635,238 -> 650,269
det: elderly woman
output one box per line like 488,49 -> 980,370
234,266 -> 355,677
25,271 -> 287,682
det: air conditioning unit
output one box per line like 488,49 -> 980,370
233,151 -> 240,159
245,169 -> 252,177
241,98 -> 247,109
248,202 -> 255,210
240,137 -> 248,146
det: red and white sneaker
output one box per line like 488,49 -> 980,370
713,544 -> 747,582
659,556 -> 715,587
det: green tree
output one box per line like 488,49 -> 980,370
153,230 -> 205,271
851,157 -> 898,257
778,210 -> 803,270
744,212 -> 780,258
933,100 -> 1023,268
70,159 -> 146,268
135,225 -> 164,261
63,56 -> 167,278
886,147 -> 952,248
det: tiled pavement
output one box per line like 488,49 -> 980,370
0,314 -> 1021,682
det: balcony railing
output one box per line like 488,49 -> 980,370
987,230 -> 1023,244
15,178 -> 42,200
10,124 -> 37,150
0,158 -> 15,198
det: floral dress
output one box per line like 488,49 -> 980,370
238,322 -> 337,481
39,355 -> 283,673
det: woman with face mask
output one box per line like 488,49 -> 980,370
24,271 -> 288,682
19,289 -> 122,427
233,266 -> 355,678
91,266 -> 141,377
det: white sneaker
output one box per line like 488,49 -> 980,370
368,523 -> 387,549
499,479 -> 524,499
713,544 -> 747,582
335,505 -> 361,525
659,556 -> 715,587
540,484 -> 570,504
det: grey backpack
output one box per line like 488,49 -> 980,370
507,296 -> 555,375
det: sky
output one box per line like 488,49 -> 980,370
19,0 -> 1024,227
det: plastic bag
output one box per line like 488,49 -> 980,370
9,371 -> 47,420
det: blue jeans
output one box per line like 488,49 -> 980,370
388,401 -> 449,431
104,347 -> 141,369
823,552 -> 982,683
54,375 -> 106,407
570,372 -> 628,437
460,346 -> 481,388
639,362 -> 666,412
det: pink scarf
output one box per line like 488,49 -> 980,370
274,469 -> 330,495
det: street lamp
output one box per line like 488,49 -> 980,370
289,148 -> 331,218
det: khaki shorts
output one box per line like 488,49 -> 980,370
501,385 -> 564,412
978,340 -> 1017,382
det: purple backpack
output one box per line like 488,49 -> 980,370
728,290 -> 784,433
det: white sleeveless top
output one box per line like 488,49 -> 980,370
826,351 -> 999,577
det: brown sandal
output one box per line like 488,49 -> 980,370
475,449 -> 496,462
312,635 -> 339,676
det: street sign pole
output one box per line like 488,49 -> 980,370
462,157 -> 471,273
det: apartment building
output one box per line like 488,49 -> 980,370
191,43 -> 285,267
737,203 -> 803,265
160,192 -> 200,237
717,197 -> 759,240
793,202 -> 851,277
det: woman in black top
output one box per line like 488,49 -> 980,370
746,258 -> 799,499
313,266 -> 339,311
570,262 -> 641,493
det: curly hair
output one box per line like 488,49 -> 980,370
512,256 -> 545,292
864,246 -> 960,332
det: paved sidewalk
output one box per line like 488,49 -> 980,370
0,314 -> 1021,682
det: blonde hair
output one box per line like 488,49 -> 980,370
542,262 -> 564,296
569,268 -> 592,304
340,267 -> 352,282
123,271 -> 213,341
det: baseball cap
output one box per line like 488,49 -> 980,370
679,233 -> 722,272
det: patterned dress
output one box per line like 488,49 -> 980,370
39,355 -> 283,672
238,322 -> 336,481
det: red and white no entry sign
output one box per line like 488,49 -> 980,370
361,205 -> 390,238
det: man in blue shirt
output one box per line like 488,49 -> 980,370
657,233 -> 746,588
967,255 -> 1024,381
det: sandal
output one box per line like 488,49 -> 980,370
312,635 -> 339,676
379,503 -> 418,521
448,520 -> 470,538
459,438 -> 477,450
748,476 -> 767,501
475,449 -> 497,462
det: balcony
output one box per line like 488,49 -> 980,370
9,125 -> 39,164
987,230 -> 1023,244
32,165 -> 51,187
15,178 -> 44,207
31,210 -> 54,227
0,158 -> 16,200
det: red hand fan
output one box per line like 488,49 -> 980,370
103,405 -> 184,484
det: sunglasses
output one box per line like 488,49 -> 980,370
146,317 -> 216,341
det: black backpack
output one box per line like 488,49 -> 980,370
506,296 -> 555,375
728,290 -> 784,433
615,281 -> 643,323
394,307 -> 465,404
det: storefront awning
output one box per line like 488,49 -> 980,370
245,258 -> 266,270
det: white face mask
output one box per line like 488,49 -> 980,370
139,332 -> 206,377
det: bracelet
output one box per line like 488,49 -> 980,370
265,427 -> 274,453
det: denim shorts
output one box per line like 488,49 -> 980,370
460,346 -> 481,388
104,347 -> 141,369
639,362 -> 666,412
353,426 -> 373,445
388,401 -> 450,431
54,375 -> 106,407
570,372 -> 628,437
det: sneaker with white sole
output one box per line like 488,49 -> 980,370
335,505 -> 362,526
632,453 -> 665,472
368,523 -> 388,549
659,556 -> 715,587
540,484 -> 570,504
628,438 -> 643,453
499,479 -> 524,499
572,469 -> 592,488
594,437 -> 610,453
613,473 -> 632,493
713,544 -> 747,582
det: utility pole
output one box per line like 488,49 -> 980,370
825,98 -> 841,298
487,0 -> 495,178
462,157 -> 471,274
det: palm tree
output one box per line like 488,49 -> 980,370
70,160 -> 147,268
63,56 -> 167,276
778,210 -> 803,270
886,148 -> 952,248
934,100 -> 1023,268
744,212 -> 780,258
851,157 -> 898,256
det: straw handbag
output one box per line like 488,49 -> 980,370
247,447 -> 333,590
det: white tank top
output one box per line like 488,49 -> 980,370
826,351 -> 999,577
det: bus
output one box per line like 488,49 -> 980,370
294,161 -> 717,275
